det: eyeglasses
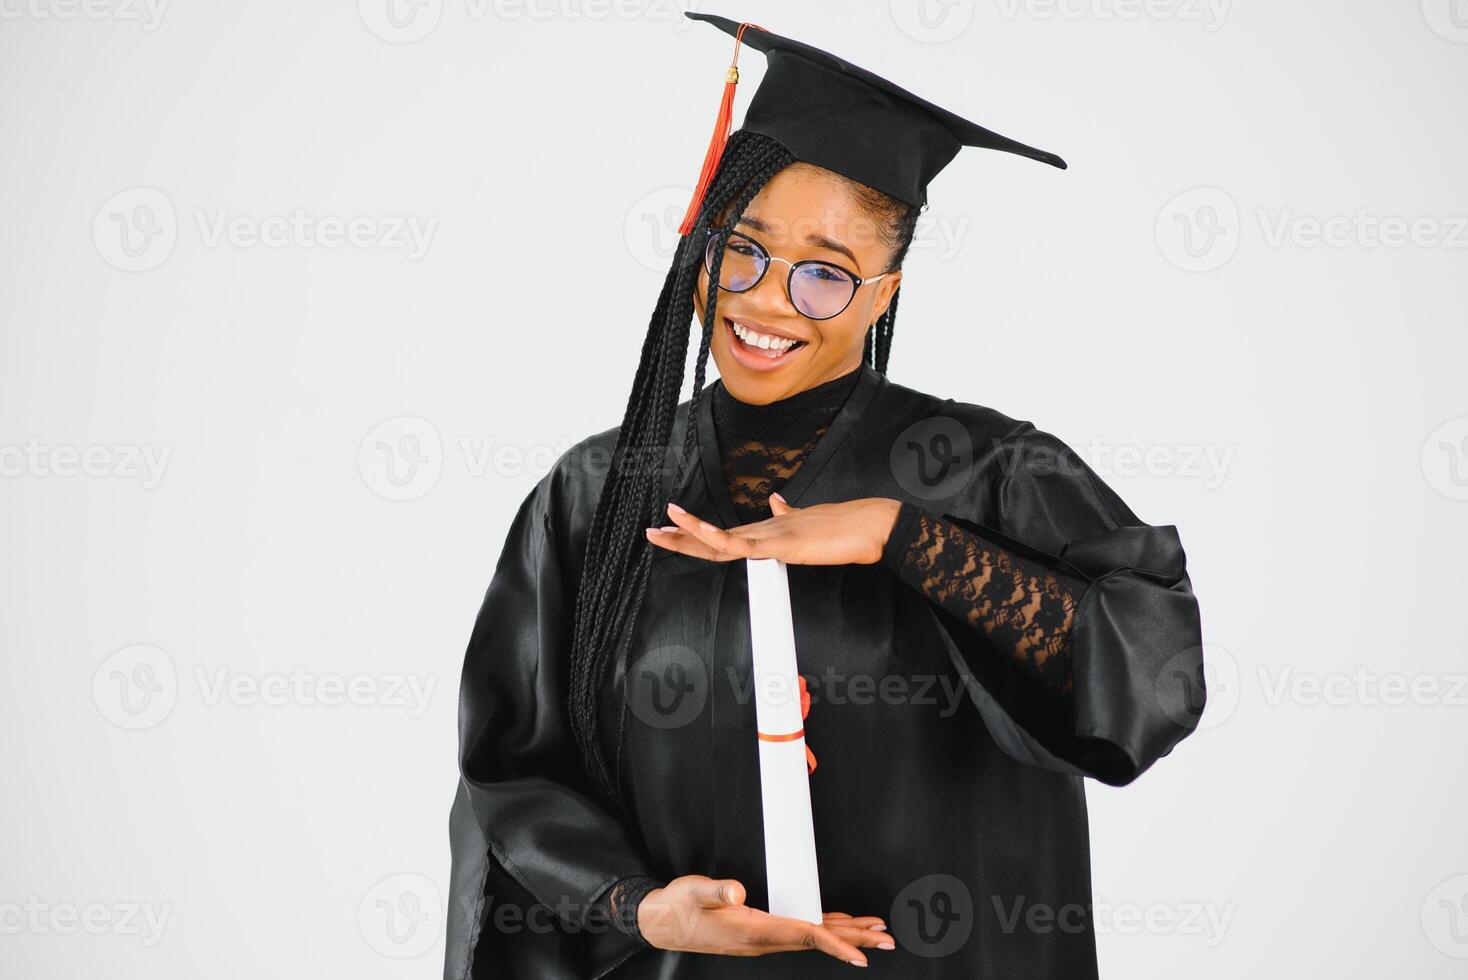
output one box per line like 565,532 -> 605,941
703,227 -> 892,321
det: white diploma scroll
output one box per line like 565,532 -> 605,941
745,556 -> 823,924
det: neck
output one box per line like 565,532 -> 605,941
720,363 -> 863,407
711,363 -> 863,444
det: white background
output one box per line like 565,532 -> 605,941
2,1 -> 1466,977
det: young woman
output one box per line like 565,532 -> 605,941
445,15 -> 1204,979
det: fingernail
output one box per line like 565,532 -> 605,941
877,942 -> 895,950
868,924 -> 887,931
848,959 -> 867,968
771,492 -> 785,503
660,525 -> 679,532
667,501 -> 685,514
721,886 -> 734,903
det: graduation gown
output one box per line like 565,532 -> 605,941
444,362 -> 1205,979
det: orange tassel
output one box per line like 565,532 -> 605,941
676,22 -> 765,237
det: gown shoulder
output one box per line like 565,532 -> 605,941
870,377 -> 1204,786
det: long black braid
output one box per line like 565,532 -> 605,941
567,129 -> 922,811
854,178 -> 920,374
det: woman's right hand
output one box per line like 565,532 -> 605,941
636,875 -> 896,968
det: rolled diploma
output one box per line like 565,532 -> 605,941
745,556 -> 823,924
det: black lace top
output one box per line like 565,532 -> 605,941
599,365 -> 1088,946
711,365 -> 865,523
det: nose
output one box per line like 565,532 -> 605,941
746,256 -> 802,317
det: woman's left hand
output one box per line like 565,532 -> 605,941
645,494 -> 902,566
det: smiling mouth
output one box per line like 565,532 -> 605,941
724,317 -> 807,361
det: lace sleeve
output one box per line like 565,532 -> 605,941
880,500 -> 1084,702
594,874 -> 663,948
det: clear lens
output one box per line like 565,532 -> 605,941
706,229 -> 765,292
789,262 -> 857,319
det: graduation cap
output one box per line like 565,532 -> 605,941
677,12 -> 1067,236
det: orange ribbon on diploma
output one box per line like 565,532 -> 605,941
757,674 -> 816,775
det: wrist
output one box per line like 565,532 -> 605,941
878,499 -> 924,571
635,885 -> 669,949
868,497 -> 904,563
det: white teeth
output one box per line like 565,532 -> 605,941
731,320 -> 800,352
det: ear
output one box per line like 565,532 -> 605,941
870,268 -> 903,321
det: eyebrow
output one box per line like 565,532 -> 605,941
736,216 -> 860,271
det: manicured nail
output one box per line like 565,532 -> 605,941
660,525 -> 679,532
771,492 -> 785,503
667,501 -> 685,514
848,959 -> 867,967
877,942 -> 895,950
868,924 -> 887,931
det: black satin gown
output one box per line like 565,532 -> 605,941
444,362 -> 1206,979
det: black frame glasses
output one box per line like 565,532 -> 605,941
703,226 -> 892,321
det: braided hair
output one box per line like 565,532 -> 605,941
567,129 -> 922,811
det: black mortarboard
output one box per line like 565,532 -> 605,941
677,13 -> 1066,235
